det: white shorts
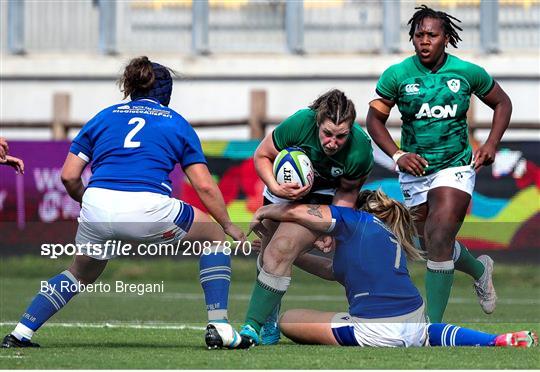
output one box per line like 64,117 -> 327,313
399,165 -> 476,208
76,187 -> 194,260
330,304 -> 429,347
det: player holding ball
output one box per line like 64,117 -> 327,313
234,89 -> 373,347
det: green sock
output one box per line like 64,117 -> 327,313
425,267 -> 454,323
245,280 -> 286,333
256,254 -> 281,325
454,241 -> 485,280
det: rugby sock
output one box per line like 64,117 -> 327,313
245,268 -> 291,333
425,260 -> 454,323
453,241 -> 485,280
428,323 -> 497,346
199,244 -> 231,322
12,270 -> 79,341
256,254 -> 281,326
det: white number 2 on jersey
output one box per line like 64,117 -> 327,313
124,117 -> 146,148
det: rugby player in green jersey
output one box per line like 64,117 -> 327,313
238,89 -> 373,346
366,5 -> 512,323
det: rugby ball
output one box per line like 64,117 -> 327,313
273,147 -> 314,188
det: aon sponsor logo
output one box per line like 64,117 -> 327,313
415,103 -> 457,119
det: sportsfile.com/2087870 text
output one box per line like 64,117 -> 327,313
40,240 -> 252,259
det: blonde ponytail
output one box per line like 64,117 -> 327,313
357,189 -> 424,261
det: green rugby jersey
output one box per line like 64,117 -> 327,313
376,53 -> 495,174
272,108 -> 373,194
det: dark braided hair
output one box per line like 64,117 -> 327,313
408,4 -> 463,48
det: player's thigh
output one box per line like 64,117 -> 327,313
424,187 -> 471,259
410,202 -> 428,249
263,221 -> 319,262
183,206 -> 226,243
426,186 -> 471,231
280,309 -> 339,345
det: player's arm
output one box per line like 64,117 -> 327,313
61,153 -> 88,203
474,82 -> 512,170
254,133 -> 309,200
333,176 -> 367,207
293,252 -> 335,281
183,163 -> 245,241
0,155 -> 24,174
253,133 -> 280,192
366,98 -> 428,176
249,203 -> 333,237
0,137 -> 8,160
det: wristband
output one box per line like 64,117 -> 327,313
392,150 -> 408,163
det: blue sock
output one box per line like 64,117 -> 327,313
428,323 -> 497,346
12,270 -> 79,341
199,247 -> 231,322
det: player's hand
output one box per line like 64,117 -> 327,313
0,155 -> 24,174
248,210 -> 270,239
473,142 -> 497,172
223,222 -> 246,242
396,153 -> 428,177
0,137 -> 8,161
270,182 -> 311,200
251,239 -> 262,253
313,235 -> 335,253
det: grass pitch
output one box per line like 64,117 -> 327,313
0,256 -> 539,369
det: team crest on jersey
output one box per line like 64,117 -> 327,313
331,167 -> 344,177
447,79 -> 461,93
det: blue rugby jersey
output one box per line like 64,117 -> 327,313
70,98 -> 206,196
328,206 -> 423,318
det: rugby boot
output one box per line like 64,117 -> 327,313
260,303 -> 281,345
1,334 -> 40,348
473,255 -> 497,314
495,331 -> 538,348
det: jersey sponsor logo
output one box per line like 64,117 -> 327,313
331,167 -> 344,177
447,79 -> 461,93
405,83 -> 420,95
415,103 -> 458,119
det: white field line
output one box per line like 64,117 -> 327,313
84,292 -> 540,305
0,322 -> 205,331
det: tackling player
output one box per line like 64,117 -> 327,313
235,89 -> 373,345
245,190 -> 537,349
2,57 -> 245,349
366,5 -> 512,322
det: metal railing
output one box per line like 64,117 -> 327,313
4,0 -> 539,55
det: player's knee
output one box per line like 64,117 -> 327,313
208,223 -> 226,242
67,267 -> 101,285
265,235 -> 296,264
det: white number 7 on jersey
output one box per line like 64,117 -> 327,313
124,117 -> 146,148
389,237 -> 402,269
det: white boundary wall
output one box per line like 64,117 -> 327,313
1,52 -> 539,140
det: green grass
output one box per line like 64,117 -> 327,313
1,256 -> 539,369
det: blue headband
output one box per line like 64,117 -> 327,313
131,62 -> 172,106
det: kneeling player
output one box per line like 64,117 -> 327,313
244,190 -> 537,348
